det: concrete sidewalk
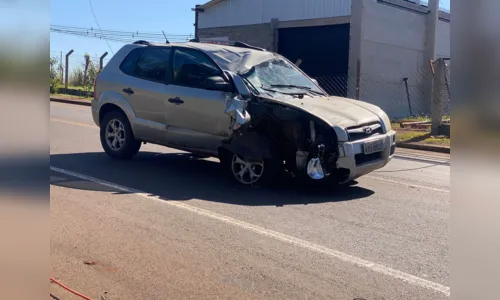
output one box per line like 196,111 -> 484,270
50,95 -> 450,154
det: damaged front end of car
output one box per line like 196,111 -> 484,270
220,72 -> 346,183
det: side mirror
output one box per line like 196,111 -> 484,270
224,71 -> 251,98
204,76 -> 232,92
311,78 -> 319,85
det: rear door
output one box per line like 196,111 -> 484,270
163,47 -> 233,151
118,46 -> 173,142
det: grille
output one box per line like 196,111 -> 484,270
346,122 -> 384,141
355,152 -> 382,165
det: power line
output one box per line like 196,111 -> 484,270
51,28 -> 192,43
88,0 -> 114,55
51,24 -> 193,37
50,25 -> 193,42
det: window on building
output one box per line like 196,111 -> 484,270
134,47 -> 172,83
173,48 -> 221,89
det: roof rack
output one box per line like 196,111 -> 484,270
133,40 -> 152,45
133,40 -> 170,46
232,41 -> 266,52
189,39 -> 266,52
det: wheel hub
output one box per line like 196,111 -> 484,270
231,154 -> 264,185
105,119 -> 126,151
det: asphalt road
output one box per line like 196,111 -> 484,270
50,102 -> 450,300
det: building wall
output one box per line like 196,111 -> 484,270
198,0 -> 351,29
358,0 -> 450,118
198,23 -> 275,51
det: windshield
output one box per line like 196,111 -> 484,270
240,57 -> 325,98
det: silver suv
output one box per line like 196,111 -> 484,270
92,40 -> 396,186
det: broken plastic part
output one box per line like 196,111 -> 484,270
307,157 -> 325,180
225,95 -> 251,131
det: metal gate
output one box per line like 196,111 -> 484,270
278,23 -> 350,97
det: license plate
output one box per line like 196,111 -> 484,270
363,139 -> 384,155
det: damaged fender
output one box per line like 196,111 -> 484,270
224,94 -> 251,132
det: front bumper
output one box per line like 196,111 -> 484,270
336,130 -> 396,183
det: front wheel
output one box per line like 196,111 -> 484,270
100,111 -> 141,159
220,151 -> 281,187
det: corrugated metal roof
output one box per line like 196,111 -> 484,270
199,0 -> 225,9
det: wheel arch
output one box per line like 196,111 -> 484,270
97,91 -> 138,135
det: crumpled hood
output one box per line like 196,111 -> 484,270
272,95 -> 387,127
263,95 -> 391,142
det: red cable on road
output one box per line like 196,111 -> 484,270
50,277 -> 93,300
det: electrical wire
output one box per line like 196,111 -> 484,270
51,24 -> 193,37
51,28 -> 191,44
88,0 -> 114,55
50,277 -> 93,300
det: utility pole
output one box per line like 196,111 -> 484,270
83,54 -> 90,86
431,58 -> 445,136
65,50 -> 74,91
60,51 -> 63,83
426,0 -> 439,120
192,5 -> 204,40
424,0 -> 439,111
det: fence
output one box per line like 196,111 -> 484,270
314,60 -> 451,119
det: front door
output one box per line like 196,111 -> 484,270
163,47 -> 233,152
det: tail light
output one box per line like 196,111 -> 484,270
93,73 -> 98,99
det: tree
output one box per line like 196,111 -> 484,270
69,67 -> 84,86
50,57 -> 60,87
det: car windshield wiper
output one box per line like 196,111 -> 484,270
261,85 -> 307,97
270,84 -> 325,96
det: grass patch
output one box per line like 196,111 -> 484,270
55,84 -> 89,91
50,93 -> 92,101
396,130 -> 450,146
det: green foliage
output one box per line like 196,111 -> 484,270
67,53 -> 99,94
50,56 -> 61,87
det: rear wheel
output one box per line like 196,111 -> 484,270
100,111 -> 141,159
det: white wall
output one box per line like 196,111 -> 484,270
199,0 -> 351,29
358,0 -> 450,118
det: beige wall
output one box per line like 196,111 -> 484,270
357,0 -> 450,117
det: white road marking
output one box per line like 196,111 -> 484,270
394,154 -> 450,166
49,118 -> 450,193
365,175 -> 450,194
50,166 -> 450,297
51,118 -> 97,129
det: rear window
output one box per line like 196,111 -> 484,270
119,48 -> 144,76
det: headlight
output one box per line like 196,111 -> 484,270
338,144 -> 346,157
380,111 -> 392,132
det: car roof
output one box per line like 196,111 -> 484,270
134,41 -> 277,74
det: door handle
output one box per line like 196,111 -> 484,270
122,88 -> 134,95
168,97 -> 184,105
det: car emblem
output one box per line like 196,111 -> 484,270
364,127 -> 372,134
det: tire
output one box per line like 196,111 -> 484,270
219,149 -> 282,187
100,110 -> 141,159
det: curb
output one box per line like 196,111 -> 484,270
396,142 -> 450,154
50,97 -> 451,154
50,97 -> 91,107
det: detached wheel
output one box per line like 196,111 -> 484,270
220,151 -> 281,186
100,111 -> 141,159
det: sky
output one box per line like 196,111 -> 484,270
50,0 -> 202,70
50,0 -> 451,71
